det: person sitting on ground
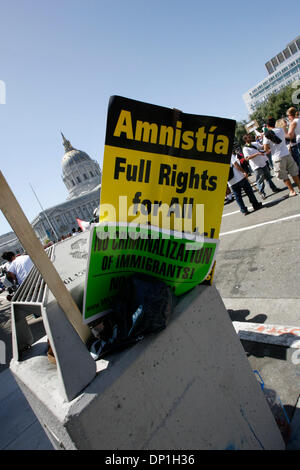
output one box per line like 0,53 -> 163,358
1,251 -> 15,272
1,251 -> 34,286
227,153 -> 262,216
243,134 -> 280,200
263,117 -> 300,197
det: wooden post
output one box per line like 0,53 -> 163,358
0,171 -> 91,344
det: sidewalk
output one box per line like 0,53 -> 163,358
1,291 -> 299,449
0,291 -> 53,450
223,297 -> 300,450
0,368 -> 53,450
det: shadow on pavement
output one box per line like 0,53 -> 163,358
227,308 -> 267,324
0,298 -> 46,373
241,339 -> 288,361
263,194 -> 290,208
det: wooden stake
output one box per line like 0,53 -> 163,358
0,171 -> 91,344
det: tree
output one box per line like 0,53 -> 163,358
249,84 -> 297,127
234,120 -> 248,148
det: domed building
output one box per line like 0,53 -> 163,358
61,133 -> 101,199
1,133 -> 102,256
30,134 -> 102,243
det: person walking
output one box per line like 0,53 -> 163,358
228,153 -> 262,215
243,134 -> 280,200
282,107 -> 300,175
263,117 -> 300,197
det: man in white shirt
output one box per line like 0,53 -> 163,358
3,252 -> 33,286
228,153 -> 262,215
263,117 -> 300,197
243,134 -> 280,200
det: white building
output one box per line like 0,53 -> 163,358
243,36 -> 300,113
0,232 -> 23,257
0,134 -> 101,256
31,133 -> 101,242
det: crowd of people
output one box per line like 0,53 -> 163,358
1,110 -> 299,297
0,227 -> 85,298
44,226 -> 83,248
0,214 -> 97,299
226,107 -> 300,214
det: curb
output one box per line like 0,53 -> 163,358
233,321 -> 300,349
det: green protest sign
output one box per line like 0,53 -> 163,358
82,96 -> 235,324
83,223 -> 218,324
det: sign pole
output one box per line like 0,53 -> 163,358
29,182 -> 60,242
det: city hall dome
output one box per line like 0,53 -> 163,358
61,133 -> 101,199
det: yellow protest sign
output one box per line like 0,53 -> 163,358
83,96 -> 235,323
100,96 -> 235,238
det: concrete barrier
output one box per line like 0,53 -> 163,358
10,233 -> 96,402
10,284 -> 285,450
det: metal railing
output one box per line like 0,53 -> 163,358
12,246 -> 53,305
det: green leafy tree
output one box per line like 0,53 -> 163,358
234,83 -> 299,151
234,120 -> 248,148
249,84 -> 297,127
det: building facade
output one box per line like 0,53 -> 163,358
243,36 -> 300,113
0,232 -> 24,257
0,134 -> 101,256
31,134 -> 101,242
61,133 -> 101,200
31,187 -> 100,243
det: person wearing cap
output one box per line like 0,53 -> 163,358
263,117 -> 300,197
243,134 -> 280,200
227,152 -> 262,215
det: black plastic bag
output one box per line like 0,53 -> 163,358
90,274 -> 176,360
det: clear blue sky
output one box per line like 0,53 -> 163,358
1,0 -> 299,236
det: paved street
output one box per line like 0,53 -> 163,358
0,175 -> 300,449
216,177 -> 300,326
215,177 -> 300,449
